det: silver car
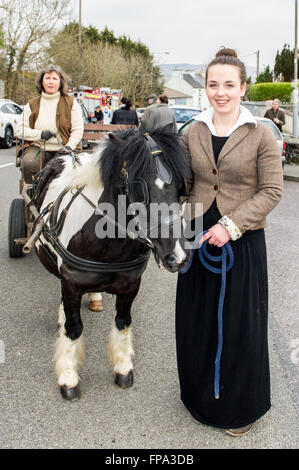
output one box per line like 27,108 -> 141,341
256,117 -> 285,166
169,105 -> 202,130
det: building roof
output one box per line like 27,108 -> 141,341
183,73 -> 205,89
163,87 -> 192,99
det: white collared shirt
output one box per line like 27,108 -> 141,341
193,105 -> 257,136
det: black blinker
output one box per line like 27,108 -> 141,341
154,156 -> 172,185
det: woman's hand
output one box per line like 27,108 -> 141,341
41,130 -> 56,141
199,223 -> 231,248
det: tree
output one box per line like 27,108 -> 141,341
256,65 -> 273,83
274,44 -> 295,82
48,23 -> 162,106
0,0 -> 70,100
58,22 -> 151,59
0,26 -> 5,48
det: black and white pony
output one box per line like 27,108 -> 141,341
33,129 -> 191,400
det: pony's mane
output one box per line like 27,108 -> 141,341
99,128 -> 190,188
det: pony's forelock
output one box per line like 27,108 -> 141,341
99,129 -> 190,189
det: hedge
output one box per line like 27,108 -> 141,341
248,82 -> 297,103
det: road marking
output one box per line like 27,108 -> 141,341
0,340 -> 4,364
0,163 -> 14,169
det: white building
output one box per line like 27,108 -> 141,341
165,70 -> 210,109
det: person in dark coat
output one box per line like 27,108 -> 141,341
111,97 -> 139,125
264,99 -> 285,132
94,105 -> 104,122
176,47 -> 283,437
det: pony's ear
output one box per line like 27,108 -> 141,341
108,133 -> 124,146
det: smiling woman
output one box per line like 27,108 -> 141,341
205,48 -> 247,136
175,47 -> 283,437
16,64 -> 84,185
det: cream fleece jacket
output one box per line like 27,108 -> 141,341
17,91 -> 84,151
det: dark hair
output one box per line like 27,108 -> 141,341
36,64 -> 70,96
121,96 -> 132,110
158,95 -> 168,104
206,47 -> 247,85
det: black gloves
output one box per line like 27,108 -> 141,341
41,130 -> 56,141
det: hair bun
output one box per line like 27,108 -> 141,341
216,47 -> 238,59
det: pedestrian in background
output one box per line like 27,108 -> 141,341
94,105 -> 104,122
111,97 -> 139,126
264,98 -> 285,132
139,94 -> 158,132
143,95 -> 177,133
176,47 -> 283,437
146,94 -> 157,107
17,64 -> 83,184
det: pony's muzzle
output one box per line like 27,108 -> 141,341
165,252 -> 178,267
162,242 -> 191,273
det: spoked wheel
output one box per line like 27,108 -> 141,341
8,198 -> 27,258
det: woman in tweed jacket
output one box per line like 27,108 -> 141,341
176,48 -> 283,437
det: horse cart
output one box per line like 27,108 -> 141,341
8,123 -> 136,258
8,140 -> 36,258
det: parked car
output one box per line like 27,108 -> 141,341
136,107 -> 145,115
136,107 -> 145,123
178,115 -> 286,166
169,105 -> 202,130
136,105 -> 202,129
256,117 -> 285,166
0,99 -> 23,148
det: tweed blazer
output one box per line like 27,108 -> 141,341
181,120 -> 283,233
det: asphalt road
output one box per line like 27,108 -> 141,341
0,146 -> 298,450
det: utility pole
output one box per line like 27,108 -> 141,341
78,0 -> 82,55
256,50 -> 260,79
293,0 -> 298,138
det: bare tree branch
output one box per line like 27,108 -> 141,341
0,0 -> 70,98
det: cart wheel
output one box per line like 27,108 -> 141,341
1,126 -> 14,149
8,198 -> 27,258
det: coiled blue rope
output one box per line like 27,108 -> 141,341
180,230 -> 234,399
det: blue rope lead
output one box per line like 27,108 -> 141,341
180,231 -> 234,399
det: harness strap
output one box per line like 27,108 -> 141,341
43,228 -> 150,273
48,186 -> 84,236
180,230 -> 234,399
40,185 -> 150,273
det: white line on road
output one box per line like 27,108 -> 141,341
0,163 -> 14,169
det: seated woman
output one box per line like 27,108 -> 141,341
17,64 -> 83,184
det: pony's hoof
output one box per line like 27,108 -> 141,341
60,385 -> 81,401
114,370 -> 134,388
89,300 -> 104,312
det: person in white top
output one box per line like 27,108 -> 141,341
194,104 -> 257,137
17,64 -> 84,184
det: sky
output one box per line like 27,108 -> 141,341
69,0 -> 297,71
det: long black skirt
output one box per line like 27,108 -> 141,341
176,216 -> 271,429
